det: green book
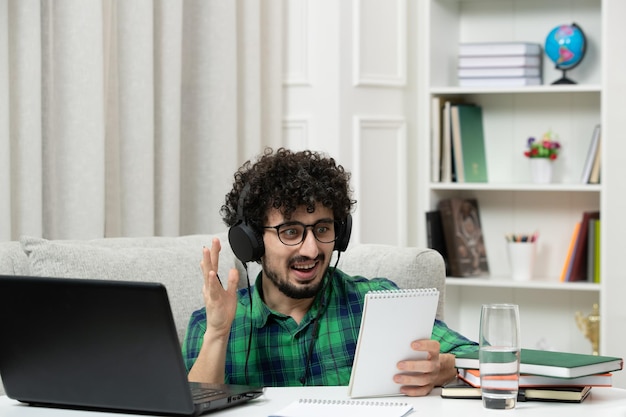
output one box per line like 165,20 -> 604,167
454,348 -> 623,379
454,104 -> 488,182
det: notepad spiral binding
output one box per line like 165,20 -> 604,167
297,398 -> 410,407
366,288 -> 439,298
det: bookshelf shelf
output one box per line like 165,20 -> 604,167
429,183 -> 602,192
445,277 -> 600,292
430,84 -> 602,96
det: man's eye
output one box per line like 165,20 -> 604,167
282,228 -> 300,237
316,226 -> 329,234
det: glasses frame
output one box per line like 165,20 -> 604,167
263,218 -> 339,246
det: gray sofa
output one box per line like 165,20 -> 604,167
0,232 -> 446,396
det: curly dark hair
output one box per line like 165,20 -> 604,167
221,148 -> 355,231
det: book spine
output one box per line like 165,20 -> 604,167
437,199 -> 461,277
589,131 -> 602,184
594,220 -> 601,283
458,67 -> 541,78
441,101 -> 453,183
450,105 -> 465,182
457,104 -> 488,183
458,77 -> 542,87
570,211 -> 600,281
431,96 -> 442,182
587,219 -> 597,283
425,210 -> 450,275
458,55 -> 541,68
458,42 -> 542,56
580,125 -> 601,183
560,222 -> 580,282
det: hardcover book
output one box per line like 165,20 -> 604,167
458,77 -> 541,87
593,220 -> 601,282
450,104 -> 488,183
458,67 -> 541,78
441,377 -> 593,403
458,42 -> 542,57
587,218 -> 597,282
560,222 -> 581,282
458,55 -> 541,68
454,348 -> 623,379
589,131 -> 602,184
458,368 -> 612,388
436,198 -> 489,277
580,124 -> 601,183
425,210 -> 450,276
569,211 -> 600,281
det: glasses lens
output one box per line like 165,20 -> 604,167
312,220 -> 336,243
277,223 -> 305,245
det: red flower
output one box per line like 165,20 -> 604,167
549,153 -> 557,160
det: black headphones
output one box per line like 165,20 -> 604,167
228,183 -> 352,263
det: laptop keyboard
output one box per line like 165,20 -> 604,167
191,387 -> 226,402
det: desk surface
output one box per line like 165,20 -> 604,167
2,386 -> 626,416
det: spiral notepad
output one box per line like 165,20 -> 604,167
270,398 -> 414,417
348,288 -> 440,398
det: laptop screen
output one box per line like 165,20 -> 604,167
0,275 -> 262,416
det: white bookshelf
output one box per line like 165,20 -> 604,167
415,0 -> 620,376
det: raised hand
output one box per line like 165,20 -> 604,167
200,238 -> 240,339
188,238 -> 240,383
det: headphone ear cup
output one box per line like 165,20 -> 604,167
229,221 -> 265,263
334,214 -> 352,252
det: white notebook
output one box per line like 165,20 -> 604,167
270,398 -> 413,417
348,288 -> 440,398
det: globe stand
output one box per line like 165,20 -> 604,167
551,69 -> 576,85
545,23 -> 586,87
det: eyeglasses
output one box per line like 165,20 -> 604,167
263,219 -> 338,246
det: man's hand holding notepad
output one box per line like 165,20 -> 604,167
348,288 -> 440,398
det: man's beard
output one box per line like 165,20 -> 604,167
261,255 -> 328,299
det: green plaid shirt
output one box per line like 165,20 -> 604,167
182,268 -> 477,386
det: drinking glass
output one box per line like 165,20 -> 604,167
479,304 -> 521,410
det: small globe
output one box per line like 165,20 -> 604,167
544,23 -> 586,84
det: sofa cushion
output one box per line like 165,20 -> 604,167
337,244 -> 446,320
19,233 -> 239,343
0,241 -> 29,276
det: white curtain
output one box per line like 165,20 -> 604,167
0,0 -> 283,241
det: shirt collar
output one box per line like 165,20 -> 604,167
241,270 -> 332,330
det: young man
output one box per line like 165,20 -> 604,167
182,148 -> 477,396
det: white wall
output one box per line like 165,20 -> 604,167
283,0 -> 415,247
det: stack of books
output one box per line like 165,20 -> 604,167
442,348 -> 623,403
457,42 -> 543,87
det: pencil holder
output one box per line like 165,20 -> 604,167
507,241 -> 536,281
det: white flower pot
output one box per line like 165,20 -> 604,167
530,158 -> 553,184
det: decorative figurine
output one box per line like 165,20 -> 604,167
575,303 -> 600,355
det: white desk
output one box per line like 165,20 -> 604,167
2,386 -> 626,416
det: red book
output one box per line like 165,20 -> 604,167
458,368 -> 612,388
569,211 -> 600,281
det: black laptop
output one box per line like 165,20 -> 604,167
0,275 -> 264,416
